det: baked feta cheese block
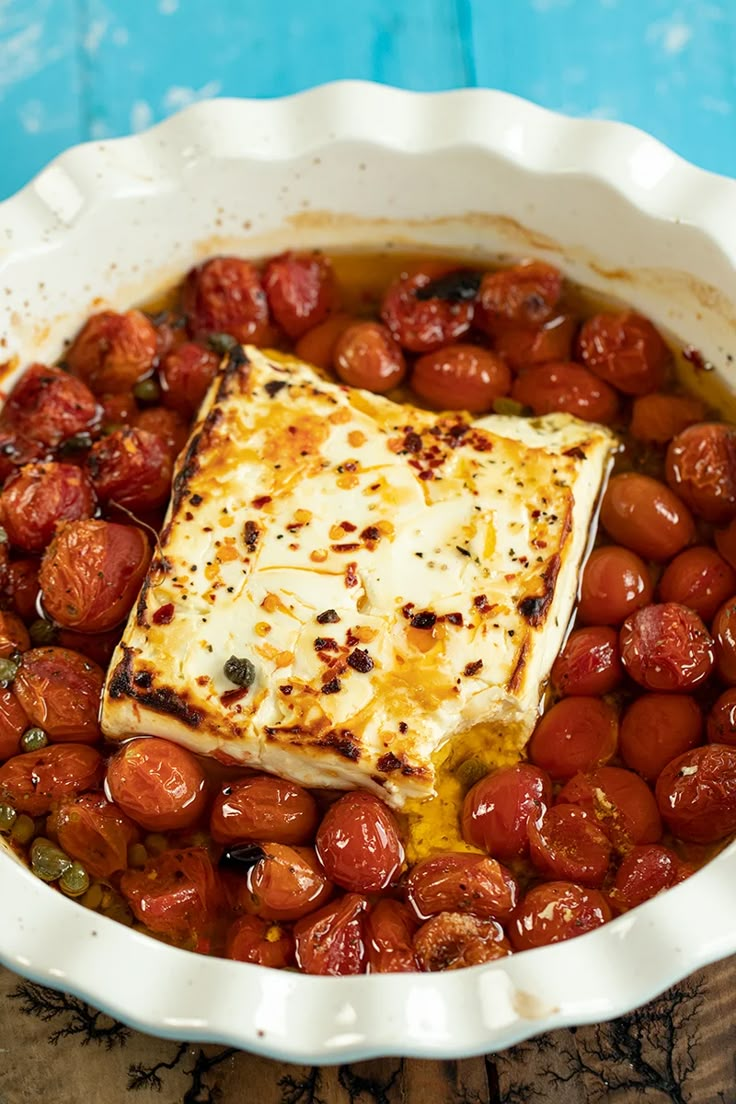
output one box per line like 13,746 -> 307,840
101,347 -> 615,807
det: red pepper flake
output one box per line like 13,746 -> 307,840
252,495 -> 272,509
244,520 -> 260,553
331,542 -> 361,553
419,470 -> 434,481
398,721 -> 408,734
314,637 -> 338,652
347,648 -> 374,673
340,520 -> 357,532
474,594 -> 491,613
152,603 -> 175,625
463,660 -> 483,677
403,431 -> 423,453
279,684 -> 293,695
410,610 -> 436,629
321,677 -> 342,694
345,629 -> 359,647
360,525 -> 380,543
317,609 -> 340,624
221,687 -> 249,706
445,612 -> 464,626
345,562 -> 358,588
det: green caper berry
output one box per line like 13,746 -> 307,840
29,619 -> 59,646
133,377 -> 161,404
0,803 -> 16,833
58,432 -> 92,457
492,397 -> 527,418
30,838 -> 73,882
454,756 -> 489,791
223,655 -> 256,688
59,861 -> 90,897
0,525 -> 8,545
10,814 -> 35,845
21,727 -> 48,752
207,332 -> 237,355
0,657 -> 19,686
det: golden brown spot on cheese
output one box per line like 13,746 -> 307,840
348,429 -> 367,447
275,651 -> 294,669
310,549 -> 329,563
255,622 -> 271,637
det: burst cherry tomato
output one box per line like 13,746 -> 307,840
39,519 -> 150,633
182,257 -> 270,344
120,847 -> 220,937
577,311 -> 669,395
711,597 -> 736,684
656,744 -> 736,843
528,805 -> 613,887
0,743 -> 103,815
86,427 -> 173,512
106,737 -> 207,831
707,688 -> 736,746
577,546 -> 653,626
263,251 -> 336,339
558,765 -> 662,847
600,473 -> 695,562
225,915 -> 295,968
333,322 -> 406,393
134,407 -> 189,459
665,423 -> 736,523
620,603 -> 714,691
551,626 -> 623,696
405,853 -> 518,922
365,900 -> 418,973
461,763 -> 551,860
66,310 -> 158,395
0,689 -> 28,761
381,270 -> 474,352
476,261 -> 562,333
159,342 -> 220,417
315,790 -> 404,892
414,913 -> 511,971
210,774 -> 319,845
294,313 -> 356,370
14,647 -> 104,742
659,546 -> 736,622
509,882 -> 611,950
630,393 -> 706,445
53,792 -> 139,879
242,844 -> 332,921
619,693 -> 703,783
412,344 -> 510,412
612,844 -> 693,911
3,558 -> 40,621
0,462 -> 96,553
293,893 -> 368,976
0,364 -> 100,448
511,362 -> 619,424
0,611 -> 30,657
528,697 -> 618,782
492,314 -> 576,370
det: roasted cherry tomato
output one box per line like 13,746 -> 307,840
294,313 -> 356,370
2,558 -> 40,621
707,688 -> 736,746
551,626 -> 624,697
577,545 -> 653,626
14,647 -> 104,743
600,473 -> 695,562
511,362 -> 619,424
237,843 -> 332,921
492,314 -> 576,370
528,697 -> 619,782
210,774 -> 319,846
558,765 -> 662,848
665,422 -> 736,523
182,257 -> 270,344
106,737 -> 207,831
0,462 -> 96,553
381,270 -> 474,353
159,342 -> 220,417
365,899 -> 418,973
509,882 -> 612,950
56,626 -> 122,668
0,432 -> 45,485
711,596 -> 736,685
263,251 -> 336,339
528,805 -> 613,887
412,344 -> 510,413
120,847 -> 220,937
315,790 -> 404,892
293,893 -> 368,976
619,693 -> 703,783
225,914 -> 295,968
100,391 -> 137,429
39,519 -> 150,633
620,602 -> 714,691
656,743 -> 736,843
612,844 -> 693,911
134,407 -> 189,459
53,792 -> 139,879
0,364 -> 100,448
0,689 -> 28,761
414,913 -> 511,971
577,311 -> 669,395
715,518 -> 736,573
86,427 -> 173,512
630,393 -> 706,445
659,546 -> 736,622
66,310 -> 158,395
333,322 -> 406,394
0,611 -> 30,658
0,743 -> 103,815
461,763 -> 551,860
476,261 -> 562,333
405,853 -> 518,922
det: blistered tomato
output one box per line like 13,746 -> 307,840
665,423 -> 736,523
414,913 -> 511,971
333,322 -> 406,393
476,261 -> 562,333
528,697 -> 619,782
620,603 -> 714,691
225,914 -> 295,968
511,362 -> 619,424
600,474 -> 695,562
294,893 -> 368,976
412,344 -> 510,412
53,792 -> 139,879
14,647 -> 104,743
707,688 -> 736,746
630,393 -> 706,445
528,805 -> 613,887
381,269 -> 474,352
0,744 -> 103,815
0,364 -> 100,448
0,462 -> 96,553
461,763 -> 551,860
619,694 -> 703,783
659,546 -> 736,622
120,847 -> 220,937
365,900 -> 418,973
509,882 -> 612,950
263,251 -> 336,339
558,766 -> 662,848
612,844 -> 693,911
656,744 -> 736,843
577,311 -> 669,395
65,310 -> 158,395
315,790 -> 404,893
406,853 -> 518,922
577,546 -> 653,626
160,343 -> 220,417
550,626 -> 623,697
182,257 -> 270,344
86,427 -> 173,512
106,737 -> 207,831
242,844 -> 332,921
210,774 -> 319,845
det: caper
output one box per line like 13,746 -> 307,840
80,882 -> 103,910
127,843 -> 148,868
100,890 -> 134,926
0,803 -> 16,833
59,861 -> 90,897
492,397 -> 528,417
10,814 -> 35,845
144,833 -> 167,856
207,332 -> 237,355
0,525 -> 8,545
454,756 -> 489,791
21,727 -> 48,752
133,377 -> 161,404
0,656 -> 19,686
30,838 -> 73,882
29,619 -> 59,646
58,432 -> 92,457
223,655 -> 256,689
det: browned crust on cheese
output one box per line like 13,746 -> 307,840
107,645 -> 204,728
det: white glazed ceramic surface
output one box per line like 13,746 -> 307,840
1,83 -> 735,1063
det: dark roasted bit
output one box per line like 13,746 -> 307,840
218,843 -> 266,874
410,611 -> 437,629
347,648 -> 374,673
316,608 -> 340,624
414,269 -> 482,302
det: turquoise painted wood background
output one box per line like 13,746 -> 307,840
0,0 -> 734,200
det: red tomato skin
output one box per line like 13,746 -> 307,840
13,647 -> 104,742
0,743 -> 103,815
0,611 -> 30,657
528,697 -> 619,782
120,847 -> 220,937
412,344 -> 511,412
600,473 -> 695,562
0,688 -> 29,761
0,364 -> 100,448
86,427 -> 172,512
295,313 -> 356,370
665,423 -> 736,523
656,743 -> 736,843
225,915 -> 295,968
511,362 -> 619,424
65,310 -> 158,395
577,546 -> 653,627
414,912 -> 511,971
576,311 -> 669,395
3,558 -> 40,621
558,766 -> 663,848
56,627 -> 122,667
0,433 -> 46,485
405,853 -> 518,922
528,805 -> 613,887
619,693 -> 703,783
630,393 -> 706,445
711,597 -> 736,685
160,342 -> 220,417
263,251 -> 336,339
620,603 -> 714,692
715,518 -> 736,573
551,626 -> 623,697
39,519 -> 150,633
612,844 -> 693,911
365,899 -> 418,973
707,688 -> 736,746
0,463 -> 96,553
182,257 -> 270,344
476,261 -> 562,333
210,775 -> 319,845
461,763 -> 552,860
658,546 -> 736,622
492,313 -> 576,370
106,737 -> 207,831
333,322 -> 406,393
315,790 -> 404,893
53,792 -> 139,879
242,844 -> 333,921
509,882 -> 612,951
134,407 -> 189,460
293,893 -> 368,976
381,270 -> 474,353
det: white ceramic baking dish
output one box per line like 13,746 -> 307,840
1,82 -> 735,1063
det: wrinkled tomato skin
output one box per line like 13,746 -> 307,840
578,545 -> 653,627
86,427 -> 173,512
210,774 -> 319,846
333,322 -> 406,394
14,647 -> 104,743
134,407 -> 189,459
558,766 -> 663,848
120,847 -> 220,937
56,627 -> 122,667
476,261 -> 562,333
293,893 -> 368,976
492,314 -> 576,370
160,342 -> 220,417
715,518 -> 736,573
0,689 -> 29,761
414,913 -> 511,971
620,602 -> 714,692
656,743 -> 736,843
100,392 -> 137,429
52,792 -> 139,879
461,763 -> 552,860
0,433 -> 45,485
0,364 -> 100,448
707,688 -> 736,746
0,611 -> 30,657
315,790 -> 404,893
577,311 -> 669,395
225,915 -> 295,968
182,257 -> 270,344
630,393 -> 706,445
242,844 -> 332,921
0,743 -> 103,815
39,519 -> 150,633
551,626 -> 624,697
294,313 -> 356,370
509,882 -> 612,951
612,844 -> 693,911
405,853 -> 518,922
511,362 -> 619,424
666,423 -> 736,523
106,737 -> 207,832
381,270 -> 474,352
600,473 -> 695,562
0,462 -> 95,553
65,310 -> 158,395
619,694 -> 703,783
528,805 -> 613,887
711,597 -> 736,685
2,558 -> 40,621
528,697 -> 619,782
412,344 -> 511,413
365,900 -> 418,974
263,251 -> 336,339
659,546 -> 736,622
